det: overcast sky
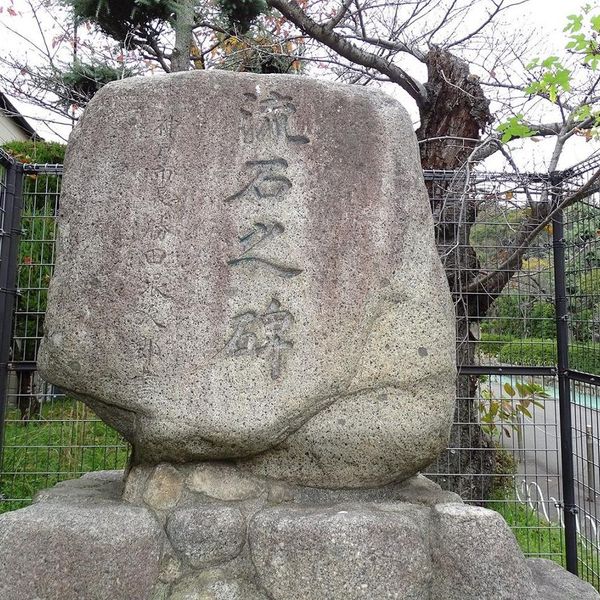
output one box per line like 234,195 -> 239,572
0,0 -> 597,171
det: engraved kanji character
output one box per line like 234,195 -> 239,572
228,220 -> 303,278
257,299 -> 294,379
241,91 -> 309,145
225,298 -> 294,380
225,159 -> 292,204
225,311 -> 259,356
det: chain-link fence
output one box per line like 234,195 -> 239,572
0,152 -> 599,587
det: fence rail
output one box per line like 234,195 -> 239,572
0,157 -> 599,587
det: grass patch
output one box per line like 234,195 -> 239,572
0,399 -> 128,513
488,488 -> 600,591
488,495 -> 565,563
496,337 -> 557,367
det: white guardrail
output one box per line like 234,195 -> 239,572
516,479 -> 599,547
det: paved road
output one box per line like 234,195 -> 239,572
488,376 -> 600,542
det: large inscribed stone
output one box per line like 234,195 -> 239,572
39,70 -> 455,487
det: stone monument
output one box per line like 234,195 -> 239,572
0,71 -> 597,600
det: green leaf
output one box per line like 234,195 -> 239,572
489,401 -> 499,418
515,382 -> 528,396
554,67 -> 572,91
482,424 -> 496,436
565,14 -> 584,32
541,55 -> 560,68
585,53 -> 600,69
497,114 -> 536,143
517,404 -> 532,419
567,33 -> 589,50
575,104 -> 593,121
504,382 -> 516,397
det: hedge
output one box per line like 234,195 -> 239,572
497,338 -> 557,367
496,337 -> 600,375
479,333 -> 517,356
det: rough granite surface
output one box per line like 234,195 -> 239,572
430,503 -> 538,600
37,69 -> 456,487
2,470 -> 597,600
528,557 -> 600,600
166,506 -> 246,568
124,462 -> 463,506
0,476 -> 162,600
169,571 -> 268,600
249,503 -> 433,600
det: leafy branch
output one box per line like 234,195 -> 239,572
479,381 -> 548,438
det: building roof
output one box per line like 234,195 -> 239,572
0,92 -> 39,140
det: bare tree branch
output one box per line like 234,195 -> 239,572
325,0 -> 355,31
266,0 -> 429,106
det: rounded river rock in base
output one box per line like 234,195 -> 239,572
38,70 -> 456,487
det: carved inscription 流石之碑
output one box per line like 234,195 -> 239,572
224,90 -> 309,379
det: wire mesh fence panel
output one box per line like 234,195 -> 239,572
563,165 -> 600,587
0,166 -> 128,513
477,372 -> 565,562
0,154 -> 8,259
422,169 -> 570,571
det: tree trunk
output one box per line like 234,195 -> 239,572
171,0 -> 196,72
17,370 -> 40,422
417,48 -> 497,501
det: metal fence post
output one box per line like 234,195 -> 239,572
0,161 -> 23,468
552,173 -> 578,575
586,425 -> 596,503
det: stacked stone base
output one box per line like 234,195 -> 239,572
0,465 -> 597,600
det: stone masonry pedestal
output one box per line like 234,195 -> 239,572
1,467 -> 598,600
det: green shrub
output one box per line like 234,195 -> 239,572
497,338 -> 557,366
530,301 -> 556,338
496,337 -> 600,375
570,344 -> 600,375
482,295 -> 557,339
1,140 -> 66,164
479,332 -> 517,357
482,295 -> 529,338
570,307 -> 599,342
